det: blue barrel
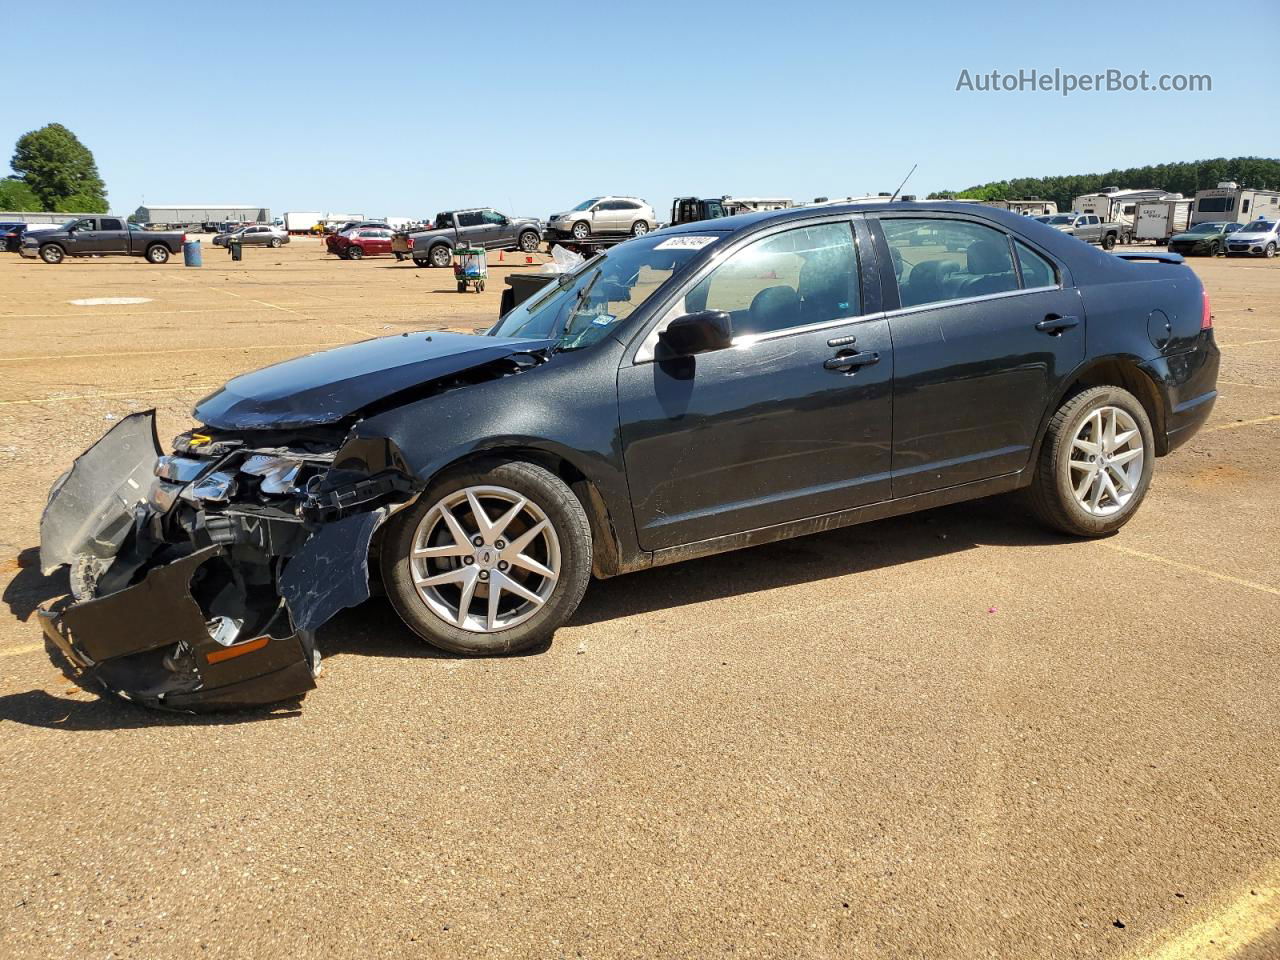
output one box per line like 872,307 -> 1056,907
183,240 -> 202,267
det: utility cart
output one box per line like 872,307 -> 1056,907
453,245 -> 487,293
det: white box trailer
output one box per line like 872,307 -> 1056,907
283,211 -> 323,233
1134,199 -> 1192,243
1190,182 -> 1280,225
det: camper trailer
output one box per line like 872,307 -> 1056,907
985,198 -> 1059,216
1072,188 -> 1177,228
1133,198 -> 1193,244
1190,182 -> 1280,226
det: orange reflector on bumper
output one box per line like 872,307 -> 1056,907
206,635 -> 269,664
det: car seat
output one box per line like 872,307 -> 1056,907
744,285 -> 801,335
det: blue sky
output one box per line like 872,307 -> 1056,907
4,0 -> 1271,219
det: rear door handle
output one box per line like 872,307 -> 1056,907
824,350 -> 880,371
1036,315 -> 1079,334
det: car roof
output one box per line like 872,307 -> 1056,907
657,200 -> 1051,235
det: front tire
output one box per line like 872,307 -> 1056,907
1101,233 -> 1117,251
346,245 -> 364,260
1265,242 -> 1276,259
571,220 -> 590,241
146,244 -> 170,264
381,460 -> 592,656
518,230 -> 540,253
1027,386 -> 1155,537
40,244 -> 65,264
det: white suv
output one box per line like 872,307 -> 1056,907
546,197 -> 655,241
1225,218 -> 1279,258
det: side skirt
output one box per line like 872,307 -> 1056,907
643,471 -> 1026,571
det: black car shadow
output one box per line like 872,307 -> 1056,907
3,547 -> 68,622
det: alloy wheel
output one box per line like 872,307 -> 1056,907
631,220 -> 649,236
1066,406 -> 1144,517
410,485 -> 561,633
572,221 -> 590,240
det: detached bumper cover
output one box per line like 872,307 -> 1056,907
38,410 -> 392,712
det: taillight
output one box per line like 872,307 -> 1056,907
1201,288 -> 1213,330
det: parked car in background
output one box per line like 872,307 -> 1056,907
408,209 -> 542,268
0,221 -> 25,248
1225,219 -> 1279,258
2,222 -> 31,252
332,226 -> 395,259
1167,221 -> 1243,257
213,224 -> 289,248
20,217 -> 186,264
545,197 -> 655,241
325,221 -> 390,254
38,202 -> 1218,710
5,223 -> 60,252
1045,212 -> 1130,249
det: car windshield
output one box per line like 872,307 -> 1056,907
1186,223 -> 1222,233
1047,215 -> 1074,224
571,198 -> 602,212
489,233 -> 721,351
1241,220 -> 1275,232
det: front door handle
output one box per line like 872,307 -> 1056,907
1036,314 -> 1079,334
824,350 -> 880,372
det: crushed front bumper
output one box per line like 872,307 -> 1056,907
38,410 -> 392,712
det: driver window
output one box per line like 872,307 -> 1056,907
481,211 -> 506,225
73,219 -> 96,231
681,222 -> 859,337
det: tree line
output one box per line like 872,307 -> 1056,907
0,123 -> 108,213
927,157 -> 1280,210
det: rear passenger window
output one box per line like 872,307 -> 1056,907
682,222 -> 859,336
1015,241 -> 1057,288
457,211 -> 484,227
100,218 -> 123,230
881,218 -> 1017,308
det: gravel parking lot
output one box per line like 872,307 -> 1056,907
1,237 -> 1277,959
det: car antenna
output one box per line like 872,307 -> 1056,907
889,163 -> 918,203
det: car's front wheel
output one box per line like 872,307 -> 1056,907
1027,385 -> 1155,537
382,461 -> 592,655
518,230 -> 540,253
40,244 -> 65,264
1101,233 -> 1117,250
1265,242 -> 1276,259
571,220 -> 590,240
346,245 -> 364,260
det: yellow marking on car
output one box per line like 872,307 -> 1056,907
1103,544 -> 1280,597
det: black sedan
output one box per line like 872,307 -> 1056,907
38,203 -> 1219,711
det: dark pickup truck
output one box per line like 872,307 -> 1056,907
400,208 -> 542,267
20,216 -> 186,264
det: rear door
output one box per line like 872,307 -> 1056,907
618,216 -> 893,549
874,214 -> 1084,497
95,217 -> 128,254
367,229 -> 393,255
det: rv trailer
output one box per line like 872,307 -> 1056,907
1190,182 -> 1280,226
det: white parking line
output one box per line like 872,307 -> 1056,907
1103,544 -> 1280,597
1203,414 -> 1280,433
1218,337 -> 1280,348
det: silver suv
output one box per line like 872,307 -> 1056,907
546,196 -> 655,241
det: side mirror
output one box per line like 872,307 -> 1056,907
657,310 -> 733,357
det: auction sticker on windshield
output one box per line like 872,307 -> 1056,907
654,236 -> 719,250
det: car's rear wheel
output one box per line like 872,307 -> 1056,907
269,237 -> 282,248
630,220 -> 649,236
40,244 -> 64,264
146,244 -> 170,264
429,244 -> 451,267
1210,240 -> 1221,256
518,230 -> 539,253
412,256 -> 429,268
346,245 -> 364,260
381,460 -> 592,655
571,220 -> 590,240
1027,385 -> 1154,537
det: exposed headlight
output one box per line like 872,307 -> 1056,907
240,454 -> 301,495
191,470 -> 237,502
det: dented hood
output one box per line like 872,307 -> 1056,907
194,332 -> 557,430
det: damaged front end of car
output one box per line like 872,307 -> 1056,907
37,411 -> 410,712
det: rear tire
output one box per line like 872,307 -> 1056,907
346,246 -> 364,260
630,220 -> 650,236
381,460 -> 592,656
146,244 -> 170,264
429,244 -> 451,268
1027,385 -> 1155,537
269,237 -> 282,248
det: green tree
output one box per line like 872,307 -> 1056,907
10,123 -> 108,212
0,177 -> 40,210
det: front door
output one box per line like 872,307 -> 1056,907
618,219 -> 893,550
63,217 -> 98,254
876,216 -> 1084,497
